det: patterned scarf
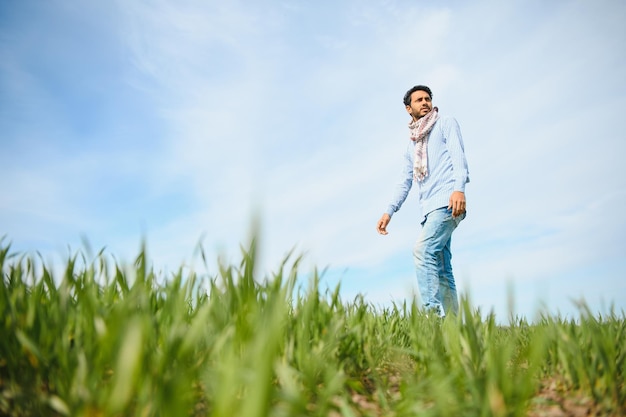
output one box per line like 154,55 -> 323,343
408,106 -> 439,182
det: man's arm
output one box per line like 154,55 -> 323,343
377,144 -> 414,234
443,117 -> 469,217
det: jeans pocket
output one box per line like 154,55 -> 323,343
453,210 -> 466,225
444,208 -> 466,225
444,207 -> 455,221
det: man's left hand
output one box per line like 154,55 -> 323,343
448,191 -> 466,218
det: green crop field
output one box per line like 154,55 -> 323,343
1,237 -> 624,417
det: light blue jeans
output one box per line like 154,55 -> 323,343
413,207 -> 465,317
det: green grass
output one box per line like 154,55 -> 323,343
1,237 -> 624,416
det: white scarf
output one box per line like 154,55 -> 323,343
408,107 -> 439,182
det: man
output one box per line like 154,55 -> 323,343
376,85 -> 469,317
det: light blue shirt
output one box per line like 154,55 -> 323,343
385,115 -> 469,219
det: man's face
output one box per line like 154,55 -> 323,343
406,90 -> 432,120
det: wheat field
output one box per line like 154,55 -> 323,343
1,237 -> 624,416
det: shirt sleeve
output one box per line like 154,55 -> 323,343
385,143 -> 414,217
442,117 -> 470,192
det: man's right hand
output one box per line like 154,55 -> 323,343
376,213 -> 391,235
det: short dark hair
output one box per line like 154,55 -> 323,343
403,85 -> 433,106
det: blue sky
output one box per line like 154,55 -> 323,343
1,0 -> 625,321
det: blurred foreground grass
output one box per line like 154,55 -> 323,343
1,237 -> 624,416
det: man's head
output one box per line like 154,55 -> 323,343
403,85 -> 433,121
